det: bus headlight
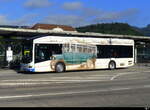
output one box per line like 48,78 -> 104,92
128,61 -> 132,65
28,66 -> 33,68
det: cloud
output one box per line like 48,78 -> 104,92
62,1 -> 83,11
93,8 -> 139,23
0,14 -> 38,26
59,1 -> 140,27
81,8 -> 103,17
41,14 -> 87,27
24,0 -> 52,9
0,3 -> 139,28
0,15 -> 9,25
11,14 -> 38,26
0,0 -> 12,2
40,8 -> 139,27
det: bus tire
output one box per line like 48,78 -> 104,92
108,61 -> 116,70
55,62 -> 65,73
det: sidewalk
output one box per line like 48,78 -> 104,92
0,68 -> 17,74
136,63 -> 150,67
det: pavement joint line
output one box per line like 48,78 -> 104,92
0,76 -> 113,82
0,79 -> 109,82
0,80 -> 109,86
1,85 -> 150,100
142,71 -> 150,73
110,87 -> 131,91
0,79 -> 107,82
144,85 -> 150,88
0,71 -> 136,82
0,71 -> 146,86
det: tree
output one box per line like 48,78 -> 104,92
76,23 -> 144,36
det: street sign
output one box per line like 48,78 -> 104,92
6,47 -> 13,62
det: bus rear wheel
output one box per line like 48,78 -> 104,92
108,61 -> 116,70
55,63 -> 65,73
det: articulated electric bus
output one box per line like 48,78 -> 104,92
20,35 -> 134,72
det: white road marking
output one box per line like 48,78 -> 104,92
0,79 -> 107,86
144,85 -> 150,88
0,75 -> 113,83
0,85 -> 150,100
142,71 -> 150,73
89,75 -> 115,77
0,82 -> 51,86
110,72 -> 138,80
0,79 -> 108,82
0,71 -> 144,86
110,87 -> 131,91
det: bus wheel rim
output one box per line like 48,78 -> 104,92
109,62 -> 115,69
56,64 -> 64,72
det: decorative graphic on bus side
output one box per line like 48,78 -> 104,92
50,43 -> 97,70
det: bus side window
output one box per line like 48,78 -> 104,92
50,44 -> 62,55
97,45 -> 109,58
83,46 -> 87,53
63,44 -> 68,53
71,44 -> 76,52
77,45 -> 83,53
92,47 -> 96,55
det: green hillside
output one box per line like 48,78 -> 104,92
76,23 -> 144,36
140,24 -> 150,36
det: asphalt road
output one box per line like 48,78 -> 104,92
0,64 -> 150,107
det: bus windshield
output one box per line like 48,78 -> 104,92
22,40 -> 33,64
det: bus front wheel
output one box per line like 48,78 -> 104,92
108,61 -> 116,70
55,63 -> 65,73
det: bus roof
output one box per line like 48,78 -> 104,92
33,35 -> 134,46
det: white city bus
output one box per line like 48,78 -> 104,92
20,35 -> 134,72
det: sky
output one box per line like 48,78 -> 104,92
0,0 -> 150,28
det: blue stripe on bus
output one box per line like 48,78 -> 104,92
25,68 -> 35,72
